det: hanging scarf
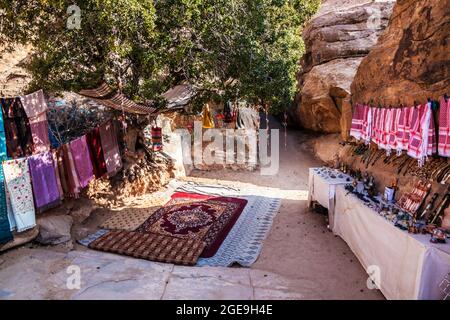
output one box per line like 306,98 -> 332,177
202,105 -> 215,129
386,108 -> 398,155
20,89 -> 48,124
2,158 -> 36,232
0,97 -> 33,158
438,97 -> 450,157
396,106 -> 411,153
371,107 -> 380,145
361,105 -> 372,144
407,104 -> 434,166
28,151 -> 62,213
51,149 -> 64,198
151,126 -> 163,151
69,135 -> 94,188
223,102 -> 233,123
99,121 -> 122,177
0,102 -> 12,243
350,104 -> 364,140
55,147 -> 69,196
86,127 -> 107,178
62,144 -> 81,198
30,120 -> 51,154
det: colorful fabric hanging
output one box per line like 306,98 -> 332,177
55,147 -> 69,196
0,103 -> 12,243
30,120 -> 51,154
2,158 -> 36,232
69,135 -> 94,188
99,121 -> 122,177
350,104 -> 364,140
62,144 -> 81,198
20,89 -> 48,124
438,97 -> 450,157
51,149 -> 64,198
202,104 -> 215,129
223,102 -> 233,123
396,106 -> 411,152
0,97 -> 33,158
151,127 -> 163,151
86,127 -> 107,178
28,151 -> 62,213
407,103 -> 435,165
361,105 -> 372,144
0,166 -> 12,244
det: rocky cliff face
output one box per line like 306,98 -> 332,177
351,0 -> 450,105
294,0 -> 395,135
0,45 -> 32,96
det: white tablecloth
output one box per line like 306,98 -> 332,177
334,185 -> 450,300
308,167 -> 352,228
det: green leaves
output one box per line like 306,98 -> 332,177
0,0 -> 319,113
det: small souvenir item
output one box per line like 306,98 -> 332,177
430,228 -> 447,244
384,187 -> 395,203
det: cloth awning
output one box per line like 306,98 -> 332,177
162,84 -> 195,109
79,84 -> 157,115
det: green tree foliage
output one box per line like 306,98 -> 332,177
0,0 -> 320,112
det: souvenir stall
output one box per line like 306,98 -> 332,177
309,95 -> 450,300
0,86 -> 160,247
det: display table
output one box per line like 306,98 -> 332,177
334,185 -> 450,300
308,167 -> 352,229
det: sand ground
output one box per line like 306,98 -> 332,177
0,127 -> 384,300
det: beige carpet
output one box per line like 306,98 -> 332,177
100,207 -> 163,231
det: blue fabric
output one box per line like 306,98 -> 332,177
48,126 -> 60,148
0,102 -> 13,244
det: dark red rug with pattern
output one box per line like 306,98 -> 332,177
136,192 -> 248,258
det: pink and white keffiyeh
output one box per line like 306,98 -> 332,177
361,105 -> 372,144
386,108 -> 399,155
407,103 -> 436,166
438,97 -> 450,157
350,104 -> 365,140
396,106 -> 411,152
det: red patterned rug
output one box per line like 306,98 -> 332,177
136,192 -> 248,258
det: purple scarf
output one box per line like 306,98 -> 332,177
28,151 -> 61,212
69,135 -> 94,188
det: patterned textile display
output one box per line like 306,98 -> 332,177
5,181 -> 16,231
361,105 -> 372,144
86,127 -> 107,178
439,97 -> 450,157
136,192 -> 248,258
28,151 -> 61,212
202,105 -> 215,129
0,97 -> 33,158
350,104 -> 364,140
407,103 -> 436,165
19,89 -> 48,123
29,120 -> 51,154
0,165 -> 12,244
0,106 -> 12,243
99,121 -> 122,177
2,158 -> 36,232
100,207 -> 164,231
151,127 -> 163,151
69,135 -> 94,188
87,230 -> 206,266
61,144 -> 81,197
396,107 -> 411,152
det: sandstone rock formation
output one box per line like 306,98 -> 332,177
351,0 -> 450,105
0,44 -> 32,96
294,0 -> 395,135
